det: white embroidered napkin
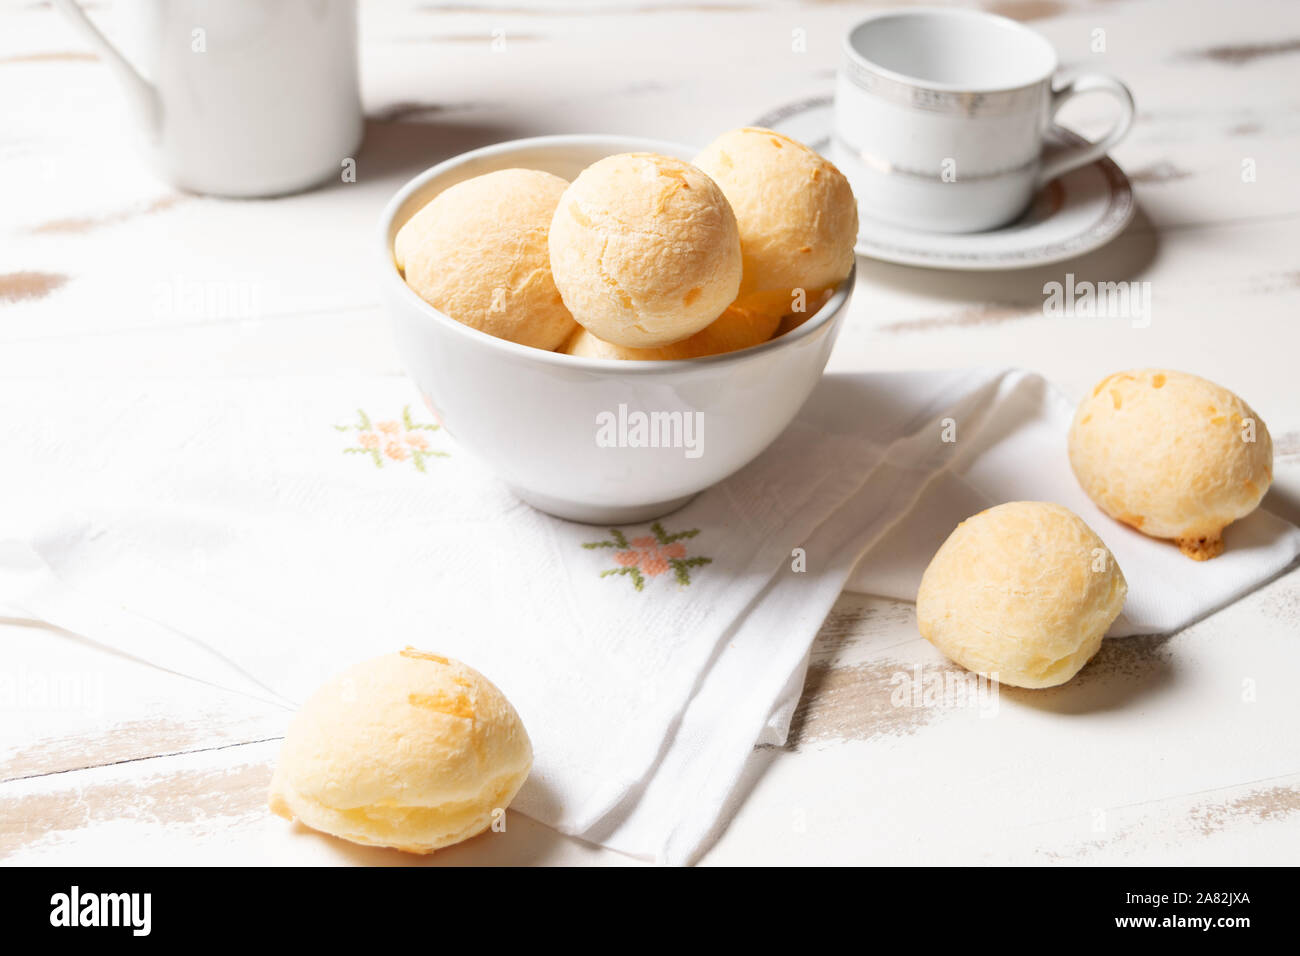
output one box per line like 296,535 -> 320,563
1,368 -> 1295,864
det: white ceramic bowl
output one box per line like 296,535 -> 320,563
378,135 -> 854,524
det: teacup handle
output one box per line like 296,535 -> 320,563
1036,73 -> 1134,186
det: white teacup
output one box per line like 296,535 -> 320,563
831,7 -> 1134,234
51,0 -> 363,197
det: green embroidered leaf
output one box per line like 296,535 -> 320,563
669,556 -> 712,586
407,448 -> 450,472
599,566 -> 645,591
402,404 -> 440,432
650,521 -> 702,544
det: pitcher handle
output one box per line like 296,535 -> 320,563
49,0 -> 158,132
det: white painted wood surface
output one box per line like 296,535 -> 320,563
2,0 -> 1298,865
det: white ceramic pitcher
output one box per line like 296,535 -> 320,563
51,0 -> 364,197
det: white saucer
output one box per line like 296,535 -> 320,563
754,96 -> 1135,271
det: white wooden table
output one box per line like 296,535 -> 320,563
3,0 -> 1298,865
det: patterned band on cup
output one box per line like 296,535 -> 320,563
843,58 -> 1044,117
832,132 -> 1039,182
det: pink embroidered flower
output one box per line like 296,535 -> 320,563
616,539 -> 689,577
338,406 -> 446,472
584,523 -> 711,591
